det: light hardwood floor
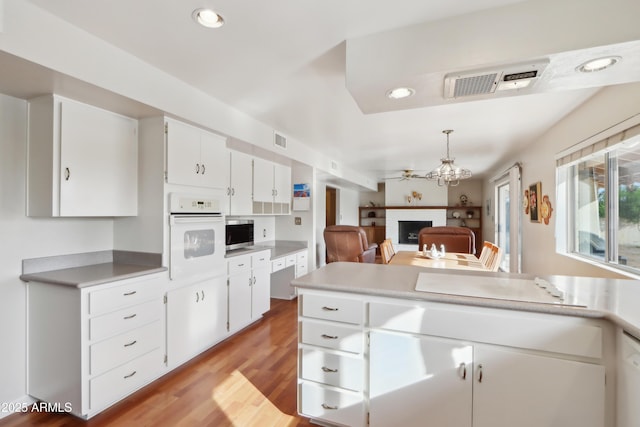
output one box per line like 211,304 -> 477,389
1,299 -> 314,427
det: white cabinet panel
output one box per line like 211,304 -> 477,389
27,95 -> 138,217
228,151 -> 253,215
252,158 -> 291,215
369,331 -> 472,427
165,118 -> 228,189
473,345 -> 605,427
166,276 -> 228,366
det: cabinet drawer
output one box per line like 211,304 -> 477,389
271,258 -> 286,273
88,276 -> 162,316
296,251 -> 307,263
252,251 -> 271,269
299,382 -> 364,427
369,301 -> 603,358
300,349 -> 363,391
300,321 -> 363,353
301,293 -> 363,325
296,263 -> 308,277
90,348 -> 162,412
90,321 -> 162,376
90,300 -> 162,342
228,254 -> 251,275
285,255 -> 297,267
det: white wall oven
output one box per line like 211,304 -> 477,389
169,193 -> 225,280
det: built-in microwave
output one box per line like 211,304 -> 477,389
225,219 -> 254,250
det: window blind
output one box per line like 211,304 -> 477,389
555,115 -> 640,167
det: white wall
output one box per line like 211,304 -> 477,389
0,94 -> 115,408
385,179 -> 448,206
483,82 -> 640,278
275,162 -> 316,269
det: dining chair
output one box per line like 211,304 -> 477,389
483,244 -> 504,272
479,241 -> 493,264
380,240 -> 394,264
383,239 -> 395,257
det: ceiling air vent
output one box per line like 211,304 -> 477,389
445,71 -> 499,98
274,132 -> 287,150
444,60 -> 549,99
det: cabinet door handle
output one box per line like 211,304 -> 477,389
321,403 -> 338,410
196,292 -> 200,303
322,306 -> 338,311
458,363 -> 467,380
253,276 -> 256,284
123,314 -> 137,320
248,277 -> 252,286
124,340 -> 137,347
227,187 -> 231,196
201,290 -> 205,301
477,364 -> 483,383
123,291 -> 137,296
201,164 -> 205,175
321,334 -> 338,340
231,188 -> 235,195
64,167 -> 70,181
321,366 -> 338,373
195,163 -> 200,174
123,371 -> 137,379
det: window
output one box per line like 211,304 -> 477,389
556,117 -> 640,274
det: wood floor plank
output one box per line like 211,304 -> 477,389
0,299 -> 313,427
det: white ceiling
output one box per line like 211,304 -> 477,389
24,0 -> 640,182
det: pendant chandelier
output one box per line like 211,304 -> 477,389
425,129 -> 472,186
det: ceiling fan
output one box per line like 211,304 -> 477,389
386,169 -> 428,181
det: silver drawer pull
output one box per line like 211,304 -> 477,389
321,403 -> 338,410
123,314 -> 137,320
322,306 -> 338,311
321,366 -> 338,373
124,340 -> 137,347
123,291 -> 137,296
321,334 -> 338,340
124,371 -> 137,379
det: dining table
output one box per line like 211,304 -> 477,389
388,250 -> 489,271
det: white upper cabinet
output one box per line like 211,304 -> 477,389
27,95 -> 138,217
165,118 -> 228,189
252,158 -> 291,215
227,151 -> 253,215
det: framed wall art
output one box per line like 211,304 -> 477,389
529,182 -> 541,222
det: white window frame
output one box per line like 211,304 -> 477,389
556,114 -> 640,276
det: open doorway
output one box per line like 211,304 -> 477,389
326,187 -> 337,227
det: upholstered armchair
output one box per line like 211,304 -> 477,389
418,226 -> 476,254
323,225 -> 378,264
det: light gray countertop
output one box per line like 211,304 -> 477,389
225,240 -> 308,260
291,262 -> 640,338
20,250 -> 166,288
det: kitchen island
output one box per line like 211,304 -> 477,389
292,262 -> 640,427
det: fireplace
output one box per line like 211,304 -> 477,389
398,221 -> 432,244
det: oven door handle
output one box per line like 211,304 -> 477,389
170,215 -> 223,225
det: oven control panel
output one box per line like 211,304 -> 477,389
169,193 -> 222,214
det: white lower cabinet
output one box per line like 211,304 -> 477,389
27,273 -> 165,419
166,275 -> 228,367
370,332 -> 605,427
297,290 -> 608,427
298,291 -> 366,427
227,250 -> 271,333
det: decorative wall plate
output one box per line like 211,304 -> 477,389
541,195 -> 553,224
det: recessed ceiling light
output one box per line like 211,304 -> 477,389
576,56 -> 620,73
387,87 -> 415,99
193,8 -> 225,28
